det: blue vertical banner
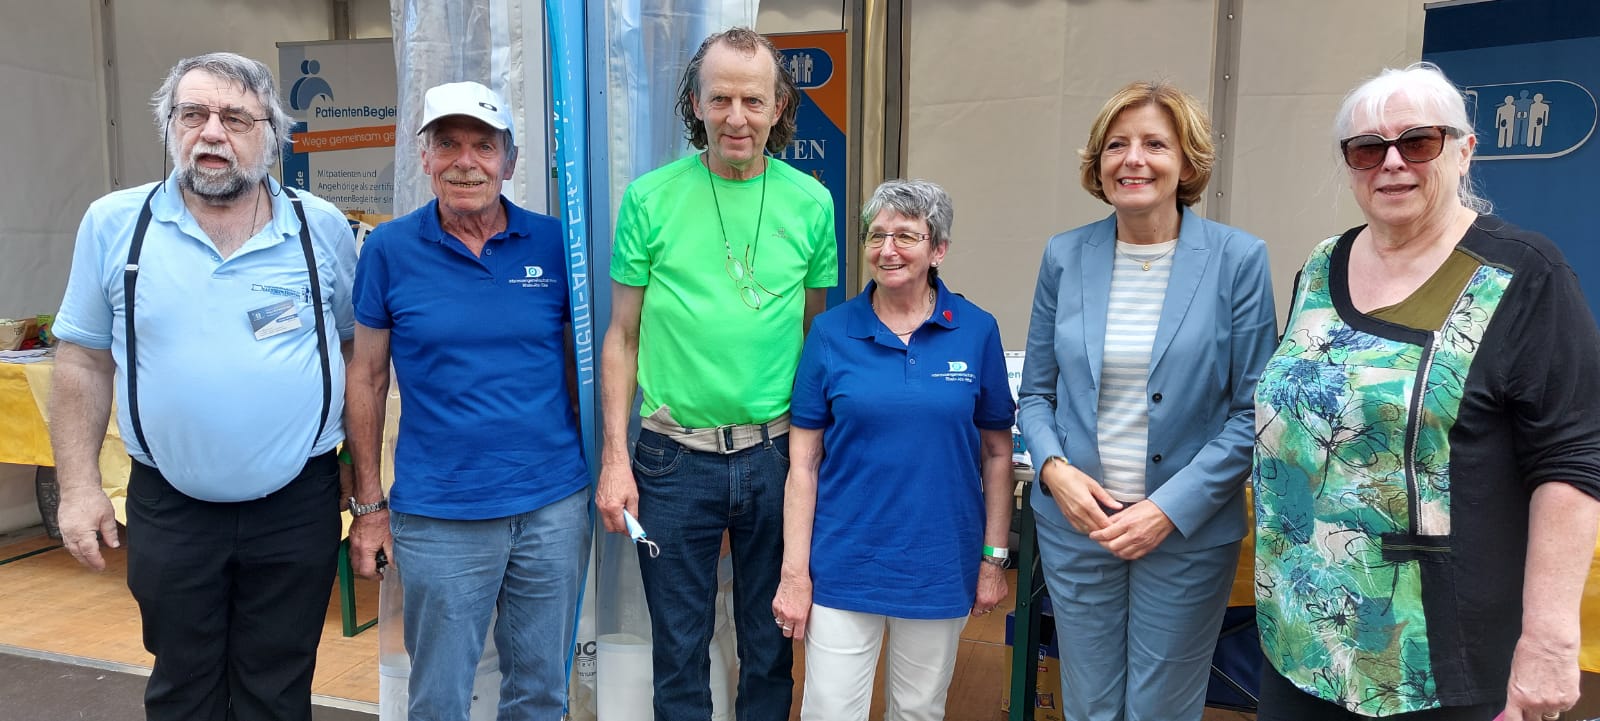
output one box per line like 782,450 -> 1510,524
1424,2 -> 1600,320
769,31 -> 850,307
548,0 -> 597,467
547,0 -> 597,705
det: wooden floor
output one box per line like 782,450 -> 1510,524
0,529 -> 382,704
0,527 -> 1254,720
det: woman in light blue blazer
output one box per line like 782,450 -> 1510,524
1017,81 -> 1277,721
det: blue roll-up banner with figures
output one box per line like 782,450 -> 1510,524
1424,1 -> 1600,320
769,31 -> 850,308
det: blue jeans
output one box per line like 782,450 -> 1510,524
633,428 -> 793,721
391,489 -> 591,721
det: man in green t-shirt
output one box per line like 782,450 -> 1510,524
598,26 -> 837,721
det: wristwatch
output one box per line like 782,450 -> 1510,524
349,497 -> 388,517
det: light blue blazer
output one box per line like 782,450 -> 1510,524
1017,206 -> 1277,553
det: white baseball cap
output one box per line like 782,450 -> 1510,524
418,81 -> 515,144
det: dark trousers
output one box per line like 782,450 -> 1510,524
125,452 -> 341,721
1257,663 -> 1501,721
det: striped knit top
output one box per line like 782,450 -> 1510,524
1095,239 -> 1176,502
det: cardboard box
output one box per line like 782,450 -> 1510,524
1000,602 -> 1063,720
0,318 -> 35,351
1000,651 -> 1063,721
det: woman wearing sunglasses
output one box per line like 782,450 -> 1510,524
1016,81 -> 1278,721
772,179 -> 1015,720
1251,62 -> 1600,721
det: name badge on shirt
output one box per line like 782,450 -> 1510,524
248,299 -> 302,340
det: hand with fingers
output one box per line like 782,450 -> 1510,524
1087,500 -> 1175,560
971,562 -> 1008,617
1499,630 -> 1580,721
349,511 -> 392,580
596,460 -> 639,535
1038,457 -> 1121,534
56,485 -> 119,571
772,574 -> 812,640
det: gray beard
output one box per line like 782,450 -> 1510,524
178,165 -> 261,205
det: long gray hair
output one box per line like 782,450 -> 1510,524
151,52 -> 293,164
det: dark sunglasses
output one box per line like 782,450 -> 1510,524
1339,125 -> 1461,170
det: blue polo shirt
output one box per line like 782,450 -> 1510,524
353,198 -> 586,520
54,173 -> 356,501
790,279 -> 1015,618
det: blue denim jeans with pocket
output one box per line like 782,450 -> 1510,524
632,428 -> 793,721
391,488 -> 591,721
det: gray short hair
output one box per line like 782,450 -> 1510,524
862,179 -> 954,283
1335,61 -> 1491,214
151,53 -> 293,164
862,179 -> 954,250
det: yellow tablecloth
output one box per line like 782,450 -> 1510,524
1586,534 -> 1600,672
0,359 -> 131,523
1,358 -> 405,540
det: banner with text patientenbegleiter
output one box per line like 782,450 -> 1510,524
278,39 -> 399,219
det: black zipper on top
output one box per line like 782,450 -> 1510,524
1402,329 -> 1440,536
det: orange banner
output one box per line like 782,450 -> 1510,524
291,124 -> 396,153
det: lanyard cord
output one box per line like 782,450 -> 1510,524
706,156 -> 768,274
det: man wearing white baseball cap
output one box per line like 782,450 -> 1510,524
346,80 -> 590,720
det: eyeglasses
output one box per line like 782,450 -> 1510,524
726,246 -> 784,310
170,103 -> 270,135
1339,125 -> 1459,171
862,231 -> 930,249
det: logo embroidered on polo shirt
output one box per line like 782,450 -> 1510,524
510,265 -> 556,289
932,360 -> 975,383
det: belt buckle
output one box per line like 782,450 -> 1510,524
714,423 -> 740,453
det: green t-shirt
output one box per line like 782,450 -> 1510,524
611,153 -> 838,427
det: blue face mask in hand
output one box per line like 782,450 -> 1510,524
622,509 -> 661,558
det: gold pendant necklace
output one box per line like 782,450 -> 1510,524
1116,243 -> 1176,271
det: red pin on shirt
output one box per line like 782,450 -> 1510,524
943,310 -> 953,322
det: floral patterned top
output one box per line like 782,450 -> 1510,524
1252,218 -> 1600,716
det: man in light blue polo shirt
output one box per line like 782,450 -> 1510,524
50,53 -> 356,721
344,81 -> 590,721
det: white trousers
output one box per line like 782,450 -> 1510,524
800,603 -> 968,721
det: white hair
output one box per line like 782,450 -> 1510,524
1334,61 -> 1491,214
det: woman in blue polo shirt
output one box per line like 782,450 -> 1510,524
771,179 -> 1015,720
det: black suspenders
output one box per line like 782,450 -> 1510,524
123,184 -> 333,467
